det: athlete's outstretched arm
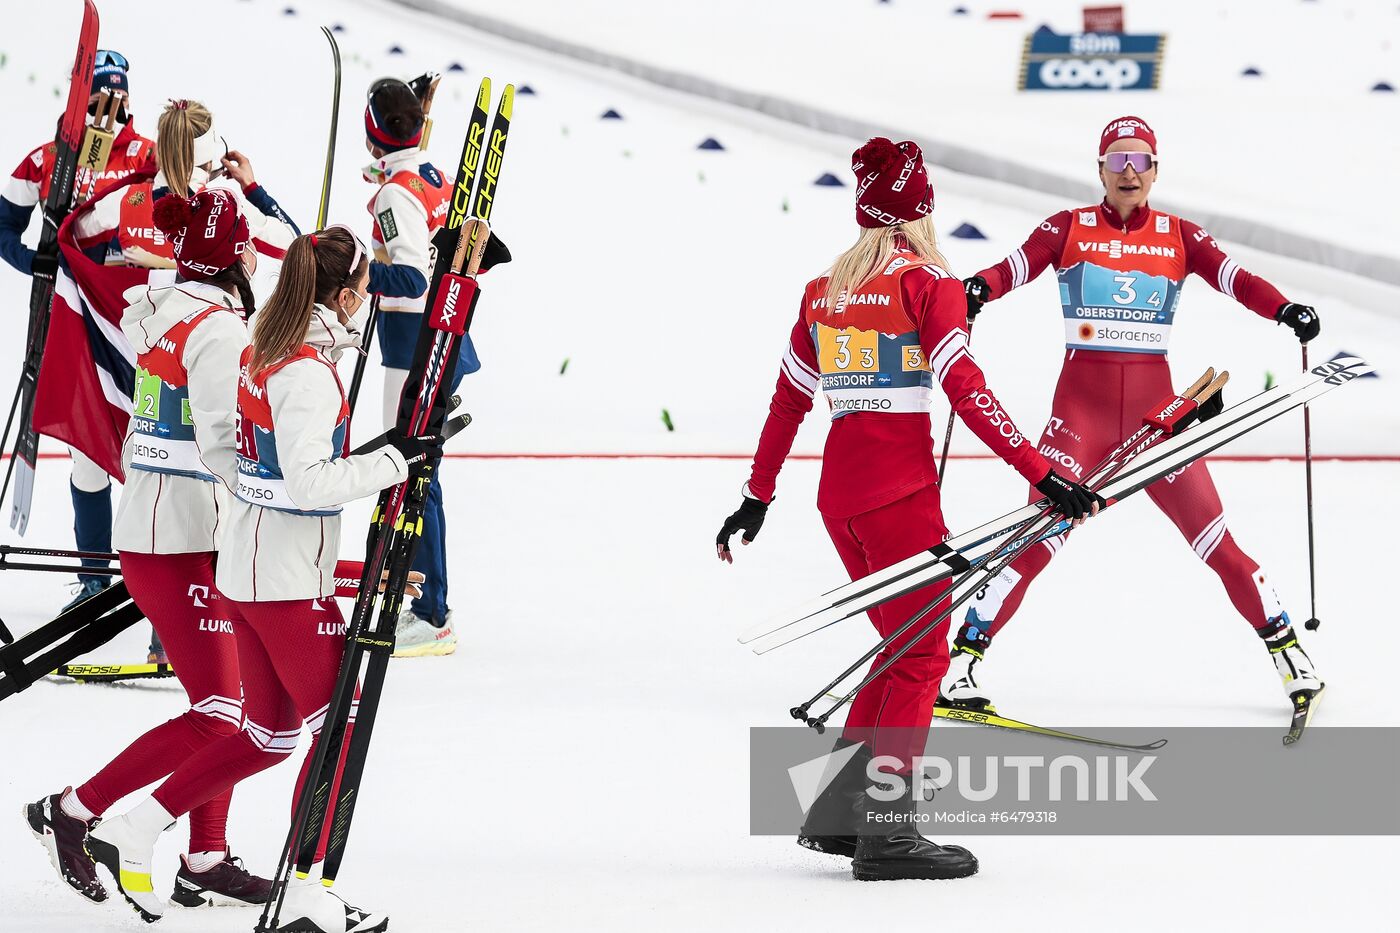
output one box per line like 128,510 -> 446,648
974,210 -> 1073,301
1179,219 -> 1288,320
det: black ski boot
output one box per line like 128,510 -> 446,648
795,739 -> 870,858
23,789 -> 108,902
850,783 -> 978,881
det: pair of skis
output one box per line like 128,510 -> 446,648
778,355 -> 1372,747
258,77 -> 514,931
745,356 -> 1373,656
0,0 -> 100,535
0,578 -> 143,701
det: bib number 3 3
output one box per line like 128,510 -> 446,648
818,326 -> 878,373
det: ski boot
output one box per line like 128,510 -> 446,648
170,850 -> 273,907
1262,615 -> 1324,703
267,874 -> 388,932
937,618 -> 996,713
23,788 -> 107,903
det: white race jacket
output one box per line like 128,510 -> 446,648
216,307 -> 408,602
368,148 -> 434,313
111,281 -> 247,554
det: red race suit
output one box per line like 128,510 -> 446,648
962,200 -> 1293,648
745,250 -> 1050,767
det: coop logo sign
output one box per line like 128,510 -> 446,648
1019,27 -> 1166,92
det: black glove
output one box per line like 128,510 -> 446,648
1195,388 -> 1224,424
716,494 -> 769,563
29,250 -> 58,280
1276,303 -> 1320,343
386,428 -> 444,468
482,230 -> 512,271
964,275 -> 990,320
428,227 -> 511,272
1034,469 -> 1104,522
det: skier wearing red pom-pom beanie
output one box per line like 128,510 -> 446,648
715,138 -> 1101,882
23,188 -> 273,918
945,116 -> 1324,715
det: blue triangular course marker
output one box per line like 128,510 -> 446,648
388,45 -> 405,55
518,85 -> 537,95
282,6 -> 297,15
447,62 -> 465,73
697,137 -> 725,151
1328,350 -> 1380,377
814,172 -> 844,187
953,5 -> 969,13
331,23 -> 346,33
600,108 -> 623,119
1372,81 -> 1395,92
950,222 -> 987,239
1241,66 -> 1262,77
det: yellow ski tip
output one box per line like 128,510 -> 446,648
500,84 -> 515,120
476,77 -> 491,110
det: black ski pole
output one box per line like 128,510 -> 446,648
346,297 -> 380,413
791,371 -> 1230,729
936,321 -> 970,484
1301,343 -> 1321,631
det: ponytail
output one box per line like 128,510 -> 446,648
251,229 -> 367,377
202,260 -> 257,321
156,100 -> 213,197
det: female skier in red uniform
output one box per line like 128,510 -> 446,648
716,138 -> 1100,882
942,116 -> 1323,713
81,228 -> 439,932
24,189 -> 271,913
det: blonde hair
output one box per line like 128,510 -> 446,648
156,100 -> 213,198
824,216 -> 950,312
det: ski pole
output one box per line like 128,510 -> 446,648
791,370 -> 1229,729
346,297 -> 380,413
1301,343 -> 1321,631
936,321 -> 970,484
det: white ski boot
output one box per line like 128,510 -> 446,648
85,798 -> 175,923
938,646 -> 995,713
270,875 -> 388,932
1265,622 -> 1324,701
392,608 -> 456,658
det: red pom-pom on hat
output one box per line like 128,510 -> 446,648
852,136 -> 903,175
850,137 -> 935,229
152,194 -> 195,236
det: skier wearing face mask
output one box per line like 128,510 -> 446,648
0,50 -> 154,615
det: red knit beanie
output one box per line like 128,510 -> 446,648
1099,115 -> 1157,155
152,188 -> 251,280
852,137 -> 935,228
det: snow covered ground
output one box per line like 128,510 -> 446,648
429,0 -> 1400,263
1,0 -> 1397,930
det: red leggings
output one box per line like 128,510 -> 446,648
76,551 -> 241,854
152,596 -> 355,862
824,484 -> 952,770
967,352 -> 1286,642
